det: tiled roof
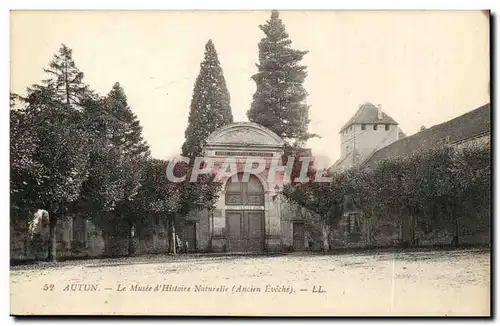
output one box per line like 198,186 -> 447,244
362,103 -> 491,169
340,102 -> 398,133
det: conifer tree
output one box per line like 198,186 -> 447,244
104,82 -> 150,159
104,83 -> 150,255
37,44 -> 91,108
248,10 -> 316,150
182,39 -> 233,157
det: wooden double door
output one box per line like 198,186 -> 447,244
226,210 -> 265,252
224,174 -> 266,252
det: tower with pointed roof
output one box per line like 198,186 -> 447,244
332,102 -> 402,172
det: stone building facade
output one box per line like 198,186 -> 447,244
11,122 -> 322,259
180,122 -> 316,253
11,104 -> 490,260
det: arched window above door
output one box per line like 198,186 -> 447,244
225,173 -> 264,206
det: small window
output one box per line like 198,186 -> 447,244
385,124 -> 390,131
361,124 -> 366,130
373,124 -> 378,130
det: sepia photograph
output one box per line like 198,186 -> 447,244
9,9 -> 491,316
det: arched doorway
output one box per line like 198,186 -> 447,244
225,173 -> 265,252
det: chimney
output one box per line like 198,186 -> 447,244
377,104 -> 383,120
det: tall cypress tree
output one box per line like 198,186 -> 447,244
248,10 -> 316,150
182,39 -> 233,157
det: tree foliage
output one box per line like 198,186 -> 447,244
15,85 -> 91,261
38,44 -> 90,108
248,10 -> 317,151
12,44 -> 96,262
284,143 -> 491,248
182,39 -> 233,157
11,44 -> 226,261
76,82 -> 151,256
130,159 -> 222,253
10,94 -> 39,218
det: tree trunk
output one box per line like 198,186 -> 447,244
24,211 -> 30,257
128,221 -> 135,256
208,210 -> 213,252
399,221 -> 404,245
65,61 -> 70,106
366,214 -> 372,247
451,202 -> 459,246
172,220 -> 177,255
102,231 -> 111,257
322,223 -> 329,252
407,205 -> 416,247
47,214 -> 57,262
410,214 -> 416,247
167,219 -> 173,254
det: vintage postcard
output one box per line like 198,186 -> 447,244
9,10 -> 490,316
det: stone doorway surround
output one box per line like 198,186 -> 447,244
202,122 -> 285,252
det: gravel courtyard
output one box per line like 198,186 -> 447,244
10,248 -> 490,316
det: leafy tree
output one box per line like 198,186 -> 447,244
284,142 -> 490,249
76,97 -> 123,213
21,93 -> 90,261
163,161 -> 222,253
248,10 -> 316,152
351,144 -> 490,247
283,173 -> 347,251
10,92 -> 40,255
78,83 -> 150,256
444,144 -> 491,245
131,159 -> 221,254
104,83 -> 150,255
10,94 -> 38,217
113,157 -> 146,256
14,44 -> 94,261
182,39 -> 233,157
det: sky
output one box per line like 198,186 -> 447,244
10,10 -> 490,165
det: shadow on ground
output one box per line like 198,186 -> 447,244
10,252 -> 287,271
10,243 -> 490,272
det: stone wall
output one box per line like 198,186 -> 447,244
10,216 -> 105,260
181,209 -> 212,252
